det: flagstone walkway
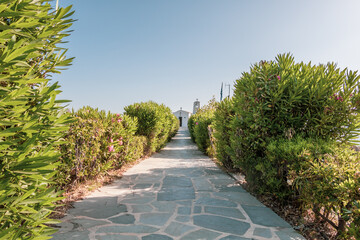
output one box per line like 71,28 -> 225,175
52,128 -> 305,240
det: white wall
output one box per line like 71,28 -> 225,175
173,110 -> 191,128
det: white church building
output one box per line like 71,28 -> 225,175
173,108 -> 191,128
173,100 -> 200,128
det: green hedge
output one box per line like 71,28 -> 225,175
187,54 -> 360,237
58,102 -> 178,188
0,1 -> 74,239
58,106 -> 147,187
124,101 -> 179,153
209,53 -> 360,238
213,98 -> 235,169
265,137 -> 360,238
188,98 -> 216,155
230,53 -> 360,194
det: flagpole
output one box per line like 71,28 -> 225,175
220,82 -> 223,101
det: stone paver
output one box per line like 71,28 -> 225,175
52,128 -> 305,240
193,215 -> 250,235
254,227 -> 272,238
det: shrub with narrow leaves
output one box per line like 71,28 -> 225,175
264,137 -> 335,198
230,53 -> 360,193
293,143 -> 360,239
124,101 -> 179,153
212,98 -> 235,169
0,1 -> 74,239
58,106 -> 146,187
265,137 -> 360,238
227,53 -> 360,238
188,113 -> 196,141
188,98 -> 217,156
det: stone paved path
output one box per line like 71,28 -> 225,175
52,128 -> 305,240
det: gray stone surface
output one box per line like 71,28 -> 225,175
242,205 -> 292,228
176,200 -> 193,206
219,236 -> 252,240
151,201 -> 177,212
214,191 -> 265,207
193,205 -> 202,214
52,128 -> 304,240
109,214 -> 135,224
254,227 -> 272,238
209,178 -> 235,186
217,185 -> 248,192
204,206 -> 246,219
178,206 -> 191,215
162,176 -> 192,188
213,192 -> 264,207
175,215 -> 191,222
96,225 -> 159,234
139,213 -> 172,226
164,222 -> 195,236
195,197 -> 237,207
133,183 -> 153,189
193,178 -> 213,191
96,235 -> 139,240
120,197 -> 153,204
69,197 -> 127,219
142,234 -> 173,240
157,188 -> 195,201
193,215 -> 250,235
52,231 -> 90,240
132,204 -> 153,213
71,218 -> 108,229
180,229 -> 221,240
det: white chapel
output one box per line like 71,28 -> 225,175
173,108 -> 191,128
173,100 -> 200,128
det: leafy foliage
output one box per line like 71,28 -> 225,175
124,101 -> 179,153
58,106 -> 146,187
188,98 -> 217,155
0,1 -> 74,239
230,53 -> 360,193
210,53 -> 360,238
294,144 -> 360,238
212,98 -> 235,169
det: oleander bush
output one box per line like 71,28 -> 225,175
0,1 -> 74,239
212,98 -> 235,169
188,98 -> 217,155
230,53 -> 360,193
188,113 -> 196,141
57,106 -> 146,187
124,101 -> 179,153
294,145 -> 360,239
265,137 -> 360,238
223,53 -> 360,238
264,136 -> 334,198
202,53 -> 360,238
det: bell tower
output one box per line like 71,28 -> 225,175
193,99 -> 200,114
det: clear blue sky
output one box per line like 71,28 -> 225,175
53,0 -> 360,113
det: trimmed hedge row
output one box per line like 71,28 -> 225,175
213,98 -> 235,169
190,54 -> 360,238
58,106 -> 143,187
59,102 -> 179,187
188,98 -> 216,155
124,101 -> 179,153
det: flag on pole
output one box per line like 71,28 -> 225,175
220,82 -> 223,101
